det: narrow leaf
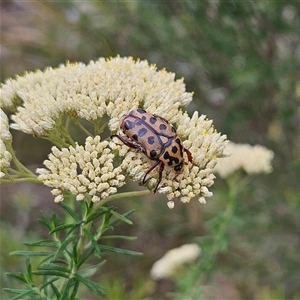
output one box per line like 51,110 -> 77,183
23,240 -> 59,248
37,253 -> 56,267
51,281 -> 61,298
70,281 -> 79,299
77,261 -> 106,278
83,228 -> 101,257
10,251 -> 53,257
25,257 -> 34,284
53,235 -> 78,261
74,274 -> 106,294
85,210 -> 109,224
50,221 -> 84,234
3,288 -> 30,295
110,210 -> 133,225
63,224 -> 79,240
99,245 -> 143,256
101,235 -> 137,241
38,263 -> 71,274
108,209 -> 135,227
32,270 -> 69,278
5,273 -> 28,284
40,277 -> 60,291
38,212 -> 53,231
59,279 -> 74,300
58,201 -> 80,222
3,289 -> 34,300
76,247 -> 94,268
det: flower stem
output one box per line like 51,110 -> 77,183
74,119 -> 93,137
94,190 -> 151,208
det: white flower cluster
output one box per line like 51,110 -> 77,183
1,56 -> 227,205
37,136 -> 125,202
214,141 -> 274,178
150,243 -> 201,280
0,57 -> 192,135
111,111 -> 227,208
0,109 -> 12,178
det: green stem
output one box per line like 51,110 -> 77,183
9,144 -> 36,177
80,190 -> 150,250
94,190 -> 151,209
38,117 -> 75,148
74,120 -> 93,137
97,121 -> 108,135
59,124 -> 76,146
187,178 -> 240,298
32,287 -> 52,300
76,201 -> 93,258
1,176 -> 40,184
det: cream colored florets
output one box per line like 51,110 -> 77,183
1,56 -> 228,205
0,57 -> 192,135
214,141 -> 274,178
0,109 -> 12,178
37,136 -> 125,202
110,110 -> 227,208
150,243 -> 201,280
0,140 -> 12,178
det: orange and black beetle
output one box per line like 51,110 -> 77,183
111,108 -> 193,193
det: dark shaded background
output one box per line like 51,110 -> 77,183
1,1 -> 300,299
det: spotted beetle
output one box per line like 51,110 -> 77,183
111,108 -> 193,193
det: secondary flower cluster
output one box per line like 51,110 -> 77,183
150,243 -> 201,280
0,109 -> 12,178
1,56 -> 227,206
214,141 -> 274,178
37,136 -> 125,202
111,111 -> 227,208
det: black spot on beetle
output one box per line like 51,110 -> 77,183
148,136 -> 155,144
164,151 -> 180,165
172,146 -> 178,154
132,134 -> 138,141
137,108 -> 146,114
174,139 -> 184,156
150,117 -> 157,124
172,157 -> 180,164
138,128 -> 147,137
150,150 -> 157,158
171,126 -> 176,133
141,116 -> 146,121
124,120 -> 134,130
175,138 -> 181,144
159,124 -> 167,130
163,151 -> 170,159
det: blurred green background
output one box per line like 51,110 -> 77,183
1,1 -> 300,299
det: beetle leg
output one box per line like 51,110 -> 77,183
111,134 -> 140,150
154,162 -> 165,193
173,173 -> 179,182
143,160 -> 165,193
184,148 -> 193,164
142,160 -> 161,185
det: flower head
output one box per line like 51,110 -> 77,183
150,243 -> 201,280
37,136 -> 125,202
1,56 -> 227,205
111,110 -> 227,208
0,57 -> 192,136
214,141 -> 274,178
0,109 -> 12,178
